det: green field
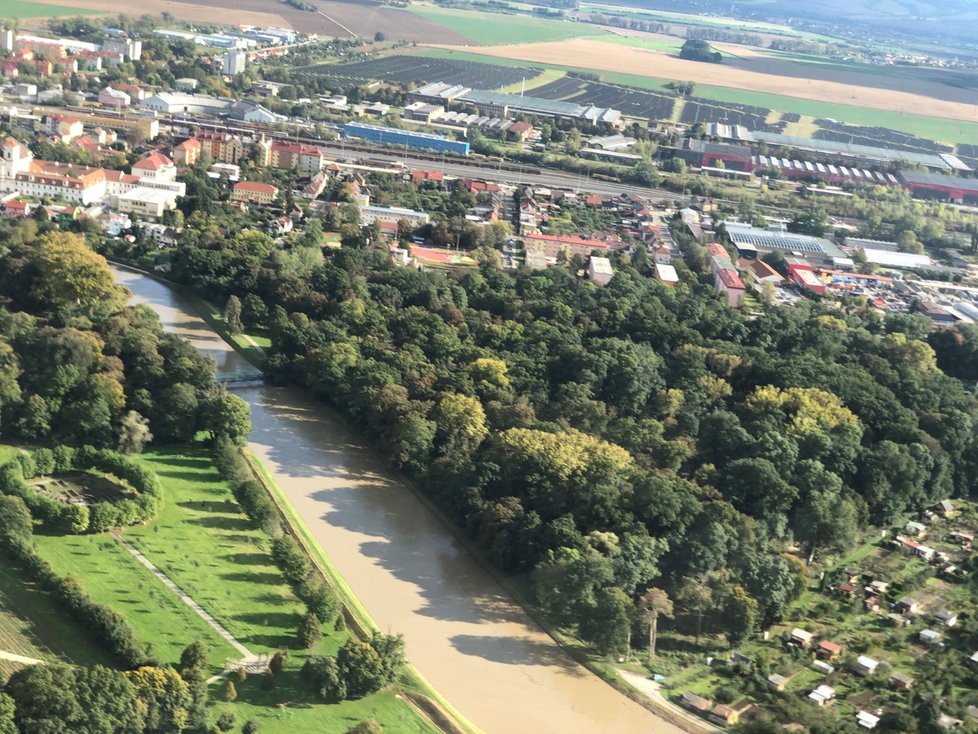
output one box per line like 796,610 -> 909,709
408,5 -> 606,45
0,0 -> 97,17
0,563 -> 112,678
33,528 -> 238,669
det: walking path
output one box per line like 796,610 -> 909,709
0,650 -> 44,666
111,531 -> 254,661
616,669 -> 722,734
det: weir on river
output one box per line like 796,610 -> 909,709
112,264 -> 684,734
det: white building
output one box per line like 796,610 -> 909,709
141,92 -> 232,116
115,187 -> 174,218
359,205 -> 429,228
588,256 -> 614,286
222,50 -> 246,76
103,35 -> 142,60
98,86 -> 131,109
0,28 -> 13,52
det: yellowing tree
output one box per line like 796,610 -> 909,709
432,393 -> 488,460
493,428 -> 633,481
466,357 -> 510,395
745,385 -> 859,437
31,233 -> 125,312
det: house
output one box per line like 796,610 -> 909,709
894,597 -> 920,615
767,673 -> 790,691
508,121 -> 533,141
934,499 -> 955,516
655,262 -> 679,287
682,692 -> 711,715
837,582 -> 857,598
856,711 -> 880,730
818,640 -> 843,661
808,685 -> 835,707
886,613 -> 911,627
588,256 -> 614,286
231,181 -> 278,205
946,531 -> 974,548
715,268 -> 746,307
710,703 -> 741,726
653,245 -> 672,264
3,199 -> 30,217
905,521 -> 927,536
919,629 -> 942,646
730,651 -> 754,670
864,595 -> 880,613
173,138 -> 202,166
790,629 -> 814,648
854,656 -> 879,676
811,660 -> 835,675
745,257 -> 784,286
889,671 -> 915,690
867,580 -> 889,596
933,609 -> 958,627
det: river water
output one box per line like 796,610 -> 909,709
113,264 -> 681,734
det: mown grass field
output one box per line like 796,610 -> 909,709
0,563 -> 112,678
32,527 -> 238,669
0,0 -> 96,17
408,5 -> 604,45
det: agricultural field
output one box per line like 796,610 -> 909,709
0,563 -> 112,678
408,5 -> 605,45
0,0 -> 96,18
653,501 -> 978,729
301,54 -> 541,90
418,45 -> 978,144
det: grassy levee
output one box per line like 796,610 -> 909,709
242,451 -> 477,734
0,0 -> 98,17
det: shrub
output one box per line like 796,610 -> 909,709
242,720 -> 260,734
298,580 -> 341,624
337,639 -> 385,699
271,536 -> 310,586
300,656 -> 346,703
217,712 -> 236,732
297,612 -> 321,649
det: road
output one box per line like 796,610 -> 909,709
113,263 -> 687,734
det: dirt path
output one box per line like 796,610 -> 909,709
429,37 -> 978,123
0,650 -> 44,666
111,531 -> 253,661
617,669 -> 722,734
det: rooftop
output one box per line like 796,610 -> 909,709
900,169 -> 978,194
724,222 -> 844,258
234,180 -> 278,194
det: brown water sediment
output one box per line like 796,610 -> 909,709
114,265 -> 684,734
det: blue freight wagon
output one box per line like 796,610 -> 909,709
343,122 -> 469,156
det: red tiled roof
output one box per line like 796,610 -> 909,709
133,152 -> 173,170
509,121 -> 532,134
175,138 -> 202,151
234,181 -> 278,195
717,268 -> 746,290
819,641 -> 842,654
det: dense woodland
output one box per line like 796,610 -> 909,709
0,221 -> 249,448
162,218 -> 978,656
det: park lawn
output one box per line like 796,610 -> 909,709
123,449 -> 323,658
0,563 -> 113,678
210,678 -> 437,734
32,530 -> 238,669
409,6 -> 605,45
0,0 -> 96,17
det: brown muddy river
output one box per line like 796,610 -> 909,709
113,264 -> 682,734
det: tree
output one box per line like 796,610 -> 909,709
205,391 -> 251,443
224,680 -> 238,703
300,656 -> 346,702
431,393 -> 488,461
117,410 -> 153,454
896,229 -> 923,254
242,721 -> 260,734
675,578 -> 712,644
638,588 -> 673,660
297,612 -> 322,649
125,666 -> 193,733
788,205 -> 827,236
369,632 -> 405,685
794,487 -> 858,562
336,639 -> 385,698
217,711 -> 237,732
373,31 -> 385,42
0,693 -> 14,734
269,650 -> 287,677
532,547 -> 614,627
719,585 -> 757,645
179,639 -> 209,683
580,586 -> 633,657
31,232 -> 125,313
224,295 -> 244,334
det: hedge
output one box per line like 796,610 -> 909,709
0,446 -> 162,534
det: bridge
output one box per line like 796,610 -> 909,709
218,372 -> 264,385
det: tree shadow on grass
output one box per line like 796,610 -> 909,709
187,516 -> 252,531
223,552 -> 276,567
221,571 -> 286,585
176,500 -> 238,514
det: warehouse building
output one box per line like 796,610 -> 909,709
409,82 -> 622,127
723,222 -> 845,264
343,122 -> 470,156
898,170 -> 978,204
